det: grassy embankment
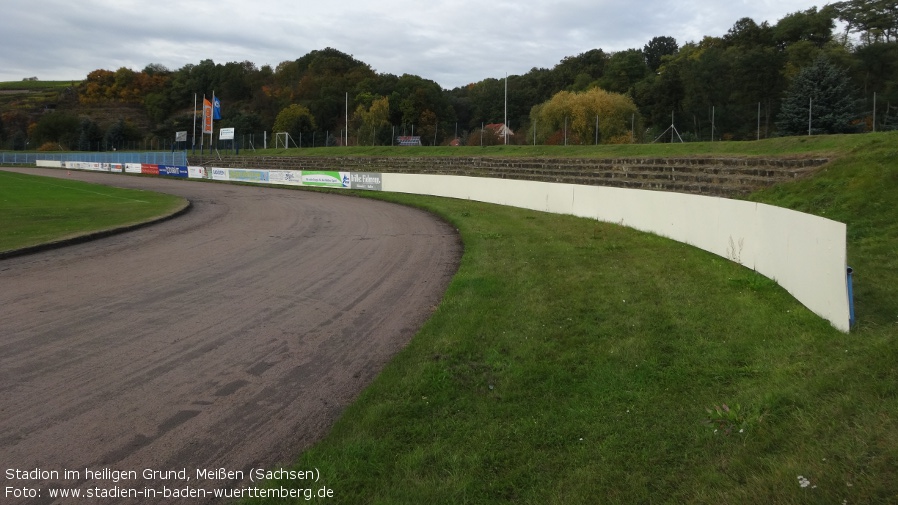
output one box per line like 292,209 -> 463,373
2,133 -> 895,502
0,170 -> 186,252
243,133 -> 897,504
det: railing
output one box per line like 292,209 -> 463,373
0,152 -> 188,166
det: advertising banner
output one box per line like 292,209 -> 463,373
210,167 -> 229,181
188,166 -> 206,179
158,165 -> 189,178
175,131 -> 188,142
110,163 -> 123,173
219,127 -> 235,140
268,170 -> 302,186
125,163 -> 142,174
202,98 -> 213,134
229,169 -> 269,183
301,171 -> 350,188
141,164 -> 159,175
350,172 -> 383,191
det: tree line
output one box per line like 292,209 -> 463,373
3,1 -> 898,151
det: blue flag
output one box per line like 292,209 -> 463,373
213,97 -> 221,120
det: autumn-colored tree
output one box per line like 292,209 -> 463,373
80,69 -> 115,104
530,88 -> 639,144
352,95 -> 390,145
80,67 -> 168,104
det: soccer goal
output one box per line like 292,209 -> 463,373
274,132 -> 299,149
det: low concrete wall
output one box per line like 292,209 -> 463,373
382,174 -> 850,332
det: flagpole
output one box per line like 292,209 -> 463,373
200,94 -> 206,153
192,93 -> 197,154
210,91 -> 215,154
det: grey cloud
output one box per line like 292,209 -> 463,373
1,0 -> 822,88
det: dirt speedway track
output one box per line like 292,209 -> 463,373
0,167 -> 460,503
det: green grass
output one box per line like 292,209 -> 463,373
0,80 -> 79,91
243,132 -> 898,504
0,170 -> 186,252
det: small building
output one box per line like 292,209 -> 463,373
485,123 -> 514,139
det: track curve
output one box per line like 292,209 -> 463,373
0,167 -> 461,503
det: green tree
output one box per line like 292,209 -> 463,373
643,36 -> 679,72
597,49 -> 649,95
2,111 -> 30,150
553,49 -> 608,89
834,0 -> 898,44
31,112 -> 79,148
272,104 -> 317,144
776,55 -> 860,135
77,118 -> 101,151
772,6 -> 837,49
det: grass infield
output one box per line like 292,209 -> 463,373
244,133 -> 898,504
0,170 -> 186,253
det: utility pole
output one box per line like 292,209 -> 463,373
757,102 -> 761,141
873,92 -> 877,132
595,115 -> 599,145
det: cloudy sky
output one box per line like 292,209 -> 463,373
2,0 -> 826,89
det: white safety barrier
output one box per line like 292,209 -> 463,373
382,174 -> 850,332
34,160 -> 849,331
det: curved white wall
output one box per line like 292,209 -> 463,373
382,173 -> 850,332
33,159 -> 851,332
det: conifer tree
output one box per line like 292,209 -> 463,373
776,55 -> 859,135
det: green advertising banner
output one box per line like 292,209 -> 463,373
301,171 -> 350,188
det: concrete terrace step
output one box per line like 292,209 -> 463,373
189,155 -> 828,198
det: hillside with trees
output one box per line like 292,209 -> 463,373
2,1 -> 897,151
